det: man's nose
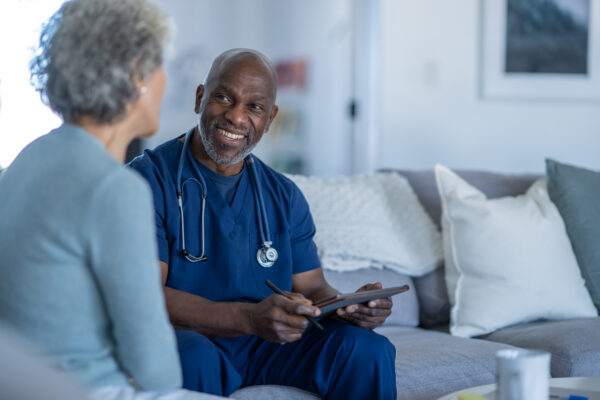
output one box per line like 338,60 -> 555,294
224,104 -> 247,128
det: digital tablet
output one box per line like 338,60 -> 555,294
313,285 -> 410,318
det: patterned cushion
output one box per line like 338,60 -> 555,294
288,172 -> 442,276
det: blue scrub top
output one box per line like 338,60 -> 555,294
129,131 -> 321,303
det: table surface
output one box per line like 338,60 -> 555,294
437,377 -> 600,400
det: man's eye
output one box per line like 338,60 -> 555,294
215,94 -> 230,102
250,104 -> 263,111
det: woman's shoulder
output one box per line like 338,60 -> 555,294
95,165 -> 153,206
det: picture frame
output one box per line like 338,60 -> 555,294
479,0 -> 600,100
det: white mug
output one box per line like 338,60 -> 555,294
496,349 -> 550,400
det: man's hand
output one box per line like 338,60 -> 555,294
247,292 -> 321,344
336,282 -> 393,330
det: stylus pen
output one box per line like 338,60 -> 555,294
264,280 -> 324,330
550,395 -> 589,400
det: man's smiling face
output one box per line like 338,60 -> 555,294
196,56 -> 278,166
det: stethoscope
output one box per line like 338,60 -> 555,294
176,129 -> 279,268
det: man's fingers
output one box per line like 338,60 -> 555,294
334,283 -> 393,330
336,311 -> 382,330
255,295 -> 322,342
277,331 -> 303,344
345,309 -> 386,320
284,291 -> 313,306
357,321 -> 379,330
269,321 -> 306,343
269,299 -> 321,330
356,281 -> 383,293
343,304 -> 359,313
269,293 -> 319,316
274,309 -> 311,329
279,296 -> 320,317
355,283 -> 371,292
367,298 -> 393,309
341,298 -> 392,314
354,305 -> 389,317
338,304 -> 391,320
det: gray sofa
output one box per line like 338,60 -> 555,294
231,170 -> 600,400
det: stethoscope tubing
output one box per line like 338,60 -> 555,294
246,157 -> 271,246
177,130 -> 209,262
176,129 -> 275,265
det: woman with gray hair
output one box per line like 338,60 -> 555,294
0,1 -> 223,399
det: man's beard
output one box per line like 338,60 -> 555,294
198,122 -> 258,165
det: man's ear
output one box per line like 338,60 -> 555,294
264,105 -> 279,133
194,84 -> 205,114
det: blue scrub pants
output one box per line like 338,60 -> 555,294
175,319 -> 397,400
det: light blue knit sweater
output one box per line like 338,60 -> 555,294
0,124 -> 181,391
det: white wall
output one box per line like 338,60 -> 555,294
147,0 -> 268,149
148,0 -> 355,176
0,0 -> 63,168
378,0 -> 600,173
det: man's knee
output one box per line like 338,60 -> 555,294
328,323 -> 395,362
174,329 -> 242,395
317,323 -> 397,399
175,329 -> 221,365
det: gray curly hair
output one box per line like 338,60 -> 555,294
30,0 -> 171,124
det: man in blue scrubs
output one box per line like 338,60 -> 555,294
129,49 -> 396,400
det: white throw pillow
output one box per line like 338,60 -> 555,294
435,165 -> 597,338
287,172 -> 442,276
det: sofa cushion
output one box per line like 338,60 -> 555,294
394,169 -> 540,229
546,159 -> 600,312
480,318 -> 600,377
413,267 -> 451,328
390,169 -> 540,328
288,172 -> 442,276
435,165 -> 597,338
376,326 -> 517,400
230,385 -> 319,400
323,268 -> 419,327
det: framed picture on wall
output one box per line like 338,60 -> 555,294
480,0 -> 600,100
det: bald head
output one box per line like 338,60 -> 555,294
204,48 -> 278,101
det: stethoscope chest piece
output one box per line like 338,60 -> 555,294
257,243 -> 278,268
